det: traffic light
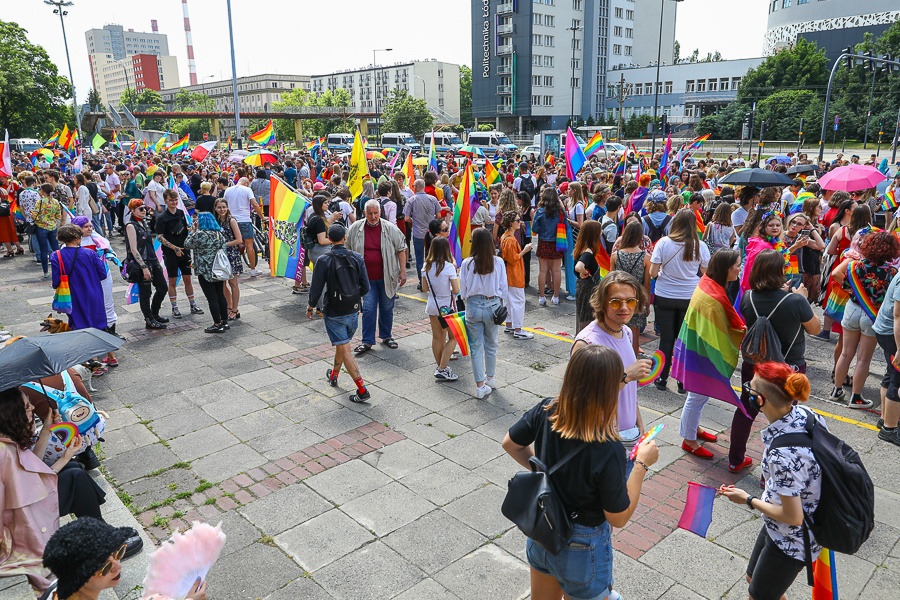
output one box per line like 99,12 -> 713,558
882,54 -> 899,75
844,47 -> 854,70
863,51 -> 874,71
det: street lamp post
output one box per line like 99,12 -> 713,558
566,25 -> 581,128
225,0 -> 242,148
415,75 -> 427,103
651,0 -> 682,156
44,0 -> 81,140
373,48 -> 393,136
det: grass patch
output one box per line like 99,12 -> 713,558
530,362 -> 547,371
194,480 -> 213,493
167,483 -> 178,490
258,536 -> 275,546
204,497 -> 217,505
151,515 -> 170,528
172,510 -> 185,519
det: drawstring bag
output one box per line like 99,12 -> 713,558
211,233 -> 233,282
52,249 -> 79,314
555,212 -> 567,252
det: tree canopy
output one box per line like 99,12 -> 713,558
0,21 -> 73,137
737,38 -> 828,104
381,89 -> 433,138
459,66 -> 473,127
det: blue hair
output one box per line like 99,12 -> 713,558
197,212 -> 221,231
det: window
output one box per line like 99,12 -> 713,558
533,34 -> 543,45
570,58 -> 580,70
634,83 -> 643,95
544,76 -> 553,86
646,82 -> 652,91
685,105 -> 695,118
543,95 -> 553,106
625,28 -> 633,38
533,95 -> 541,106
708,79 -> 717,91
624,46 -> 632,56
545,35 -> 554,46
720,78 -> 730,91
545,15 -> 555,26
732,76 -> 742,89
571,19 -> 581,29
686,80 -> 695,92
798,0 -> 809,3
544,55 -> 554,67
533,75 -> 542,86
782,0 -> 791,7
614,26 -> 622,36
697,80 -> 706,92
573,0 -> 582,9
615,7 -> 623,18
533,14 -> 542,25
571,77 -> 580,88
626,9 -> 634,19
572,38 -> 581,50
533,55 -> 542,66
613,44 -> 622,55
665,81 -> 673,93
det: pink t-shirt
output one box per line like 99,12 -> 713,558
573,321 -> 639,439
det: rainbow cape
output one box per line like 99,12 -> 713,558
226,136 -> 233,153
443,312 -> 470,356
268,176 -> 309,278
789,191 -> 815,215
484,158 -> 502,186
111,130 -> 120,149
694,209 -> 706,236
250,120 -> 275,146
583,132 -> 604,158
812,548 -> 838,600
449,161 -> 474,266
672,275 -> 748,416
880,189 -> 898,212
846,261 -> 879,322
564,127 -> 586,182
595,243 -> 610,278
166,134 -> 190,154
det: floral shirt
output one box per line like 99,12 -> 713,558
31,196 -> 62,230
842,259 -> 897,313
183,229 -> 226,280
760,406 -> 825,561
18,188 -> 40,223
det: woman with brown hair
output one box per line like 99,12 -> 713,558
492,187 -> 518,245
531,187 -> 566,306
124,199 -> 168,329
214,199 -> 244,320
422,236 -> 460,381
704,202 -> 736,253
611,220 -> 652,355
573,220 -> 605,333
502,344 -> 658,600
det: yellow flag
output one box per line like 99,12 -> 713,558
347,129 -> 369,200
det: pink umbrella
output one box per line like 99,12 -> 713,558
818,164 -> 886,192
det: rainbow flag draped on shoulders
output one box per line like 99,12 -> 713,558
250,120 -> 275,146
789,191 -> 815,215
268,176 -> 310,278
672,275 -> 748,416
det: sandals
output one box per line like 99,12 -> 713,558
382,338 -> 398,349
354,343 -> 372,354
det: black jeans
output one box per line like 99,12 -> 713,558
138,260 -> 167,319
652,295 -> 691,382
58,462 -> 105,519
198,275 -> 229,324
876,333 -> 900,402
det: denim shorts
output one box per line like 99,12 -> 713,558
324,313 -> 359,346
237,221 -> 254,240
526,521 -> 614,600
842,301 -> 874,336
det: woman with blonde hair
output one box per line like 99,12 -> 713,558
502,344 -> 658,600
493,187 -> 518,245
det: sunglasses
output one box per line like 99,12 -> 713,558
440,227 -> 449,233
97,544 -> 128,577
608,297 -> 638,309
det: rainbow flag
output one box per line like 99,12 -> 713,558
250,120 -> 275,146
139,138 -> 149,150
154,132 -> 169,154
789,191 -> 815,214
165,134 -> 190,154
10,198 -> 25,222
583,132 -> 604,158
880,189 -> 898,212
847,260 -> 879,322
226,136 -> 233,153
614,151 -> 627,177
484,158 -> 502,186
787,252 -> 799,280
672,275 -> 748,416
428,130 -> 438,172
596,244 -> 610,278
45,130 -> 60,147
659,134 -> 672,186
71,129 -> 80,148
694,210 -> 706,236
443,312 -> 470,356
305,138 -> 320,151
268,176 -> 309,278
812,549 -> 838,600
689,133 -> 711,150
111,130 -> 120,149
401,150 -> 415,190
449,162 -> 474,266
564,127 -> 587,182
677,482 -> 716,537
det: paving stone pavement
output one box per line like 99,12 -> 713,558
1,239 -> 897,600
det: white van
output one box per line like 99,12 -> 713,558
381,133 -> 421,153
325,133 -> 354,152
465,131 -> 517,154
423,131 -> 464,154
9,138 -> 43,153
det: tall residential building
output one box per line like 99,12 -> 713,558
471,0 -> 676,134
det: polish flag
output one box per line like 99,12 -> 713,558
190,141 -> 218,162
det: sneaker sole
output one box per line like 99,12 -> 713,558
848,403 -> 873,410
878,430 -> 900,445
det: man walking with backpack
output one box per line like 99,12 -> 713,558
513,163 -> 537,206
307,224 -> 372,404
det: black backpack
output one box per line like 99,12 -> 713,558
299,215 -> 319,251
740,291 -> 800,364
643,215 -> 671,244
768,407 -> 875,584
519,175 -> 536,201
0,198 -> 9,217
326,252 -> 361,314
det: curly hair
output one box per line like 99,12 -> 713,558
0,388 -> 35,450
861,231 -> 900,265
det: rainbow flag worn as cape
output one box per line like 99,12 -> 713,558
789,191 -> 815,215
672,275 -> 748,416
880,189 -> 898,212
111,130 -> 120,149
165,134 -> 190,154
250,120 -> 275,146
677,482 -> 716,537
694,210 -> 706,235
443,311 -> 470,356
268,176 -> 309,278
595,244 -> 611,278
583,132 -> 604,158
846,261 -> 880,322
812,548 -> 838,600
449,162 -> 474,266
484,158 -> 502,186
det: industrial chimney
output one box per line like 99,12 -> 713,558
151,19 -> 158,33
182,0 -> 198,86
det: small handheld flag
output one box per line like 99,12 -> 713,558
442,312 -> 470,356
628,423 -> 665,460
678,482 -> 716,537
880,189 -> 897,212
637,350 -> 666,387
812,548 -> 838,600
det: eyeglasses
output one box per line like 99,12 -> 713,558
440,227 -> 449,233
97,544 -> 128,577
608,298 -> 638,309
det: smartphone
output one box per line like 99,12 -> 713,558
800,229 -> 810,237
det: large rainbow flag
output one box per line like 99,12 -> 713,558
165,134 -> 190,154
484,158 -> 502,186
689,133 -> 711,151
449,162 -> 475,266
584,132 -> 604,158
671,275 -> 747,416
789,191 -> 815,215
400,150 -> 415,189
812,548 -> 838,600
268,176 -> 310,279
45,130 -> 61,147
564,127 -> 587,182
250,120 -> 275,146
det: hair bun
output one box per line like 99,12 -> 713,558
784,373 -> 810,403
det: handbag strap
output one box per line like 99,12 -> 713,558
539,408 -> 587,475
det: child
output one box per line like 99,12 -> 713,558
500,211 -> 533,339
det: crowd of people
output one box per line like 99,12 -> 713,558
0,137 -> 895,599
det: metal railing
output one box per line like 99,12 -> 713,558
497,85 -> 512,95
498,23 -> 515,34
497,105 -> 513,115
497,45 -> 513,56
427,105 -> 460,126
497,2 -> 514,14
497,65 -> 512,75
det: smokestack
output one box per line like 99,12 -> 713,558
182,0 -> 198,86
151,19 -> 158,33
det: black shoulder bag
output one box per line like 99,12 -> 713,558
501,408 -> 586,555
424,269 -> 455,329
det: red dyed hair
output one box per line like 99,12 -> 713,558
754,362 -> 810,403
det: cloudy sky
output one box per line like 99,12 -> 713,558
10,0 -> 768,103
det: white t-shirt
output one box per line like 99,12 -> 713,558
650,236 -> 710,300
224,184 -> 255,223
567,202 -> 585,223
75,186 -> 92,217
144,180 -> 166,212
731,206 -> 748,229
106,173 -> 121,200
422,262 -> 458,317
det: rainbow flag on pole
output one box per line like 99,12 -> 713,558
401,150 -> 415,190
564,127 -> 587,182
879,189 -> 898,212
428,130 -> 438,172
689,133 -> 711,150
45,130 -> 61,147
250,120 -> 275,146
583,132 -> 605,158
153,132 -> 169,154
165,134 -> 190,154
484,158 -> 502,186
812,549 -> 838,600
268,176 -> 309,278
442,312 -> 470,356
449,161 -> 474,266
659,134 -> 672,186
614,151 -> 627,177
672,275 -> 748,416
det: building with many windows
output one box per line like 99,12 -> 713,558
471,0 -> 677,134
765,0 -> 900,64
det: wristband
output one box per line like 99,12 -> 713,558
633,459 -> 649,472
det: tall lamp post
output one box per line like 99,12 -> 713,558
225,0 -> 242,148
651,0 -> 683,156
373,48 -> 393,136
415,75 -> 427,103
566,25 -> 582,128
44,0 -> 81,140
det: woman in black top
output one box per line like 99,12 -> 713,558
307,194 -> 338,313
124,199 -> 168,329
572,220 -> 603,333
503,345 -> 658,600
517,191 -> 534,288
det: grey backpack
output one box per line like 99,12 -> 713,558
740,291 -> 800,364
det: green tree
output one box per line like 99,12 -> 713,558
673,40 -> 681,64
86,88 -> 103,111
273,87 -> 312,142
756,90 -> 824,141
381,89 -> 433,138
0,21 -> 72,137
459,65 -> 473,127
624,114 -> 653,139
737,38 -> 828,104
309,88 -> 353,137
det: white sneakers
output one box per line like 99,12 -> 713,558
475,385 -> 492,399
551,296 -> 560,306
485,376 -> 497,389
539,297 -> 547,306
513,330 -> 534,340
248,268 -> 262,277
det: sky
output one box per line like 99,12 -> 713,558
9,0 -> 768,106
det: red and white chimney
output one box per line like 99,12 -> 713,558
182,0 -> 198,86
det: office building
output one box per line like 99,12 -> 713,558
470,0 -> 677,134
765,1 -> 900,64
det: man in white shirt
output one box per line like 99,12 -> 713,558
225,177 -> 264,275
375,181 -> 397,224
513,163 -> 538,206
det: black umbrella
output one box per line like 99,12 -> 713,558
786,164 -> 817,175
718,168 -> 796,188
0,328 -> 124,390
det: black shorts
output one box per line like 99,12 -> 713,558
747,526 -> 805,600
162,250 -> 192,278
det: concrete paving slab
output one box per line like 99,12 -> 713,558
247,425 -> 324,461
392,578 -> 461,600
432,430 -> 506,470
396,414 -> 470,447
299,407 -> 373,438
190,443 -> 267,482
230,367 -> 290,391
611,551 -> 677,599
305,459 -> 392,505
238,482 -> 332,535
315,541 -> 425,600
102,423 -> 158,454
222,408 -> 295,441
275,509 -> 375,572
341,482 -> 436,536
245,340 -> 299,360
207,542 -> 303,600
201,391 -> 268,421
443,484 -> 512,538
383,510 -> 488,575
167,424 -> 240,462
401,459 -> 490,506
433,544 -> 530,600
103,442 -> 180,483
263,577 -> 336,600
360,439 -> 443,479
